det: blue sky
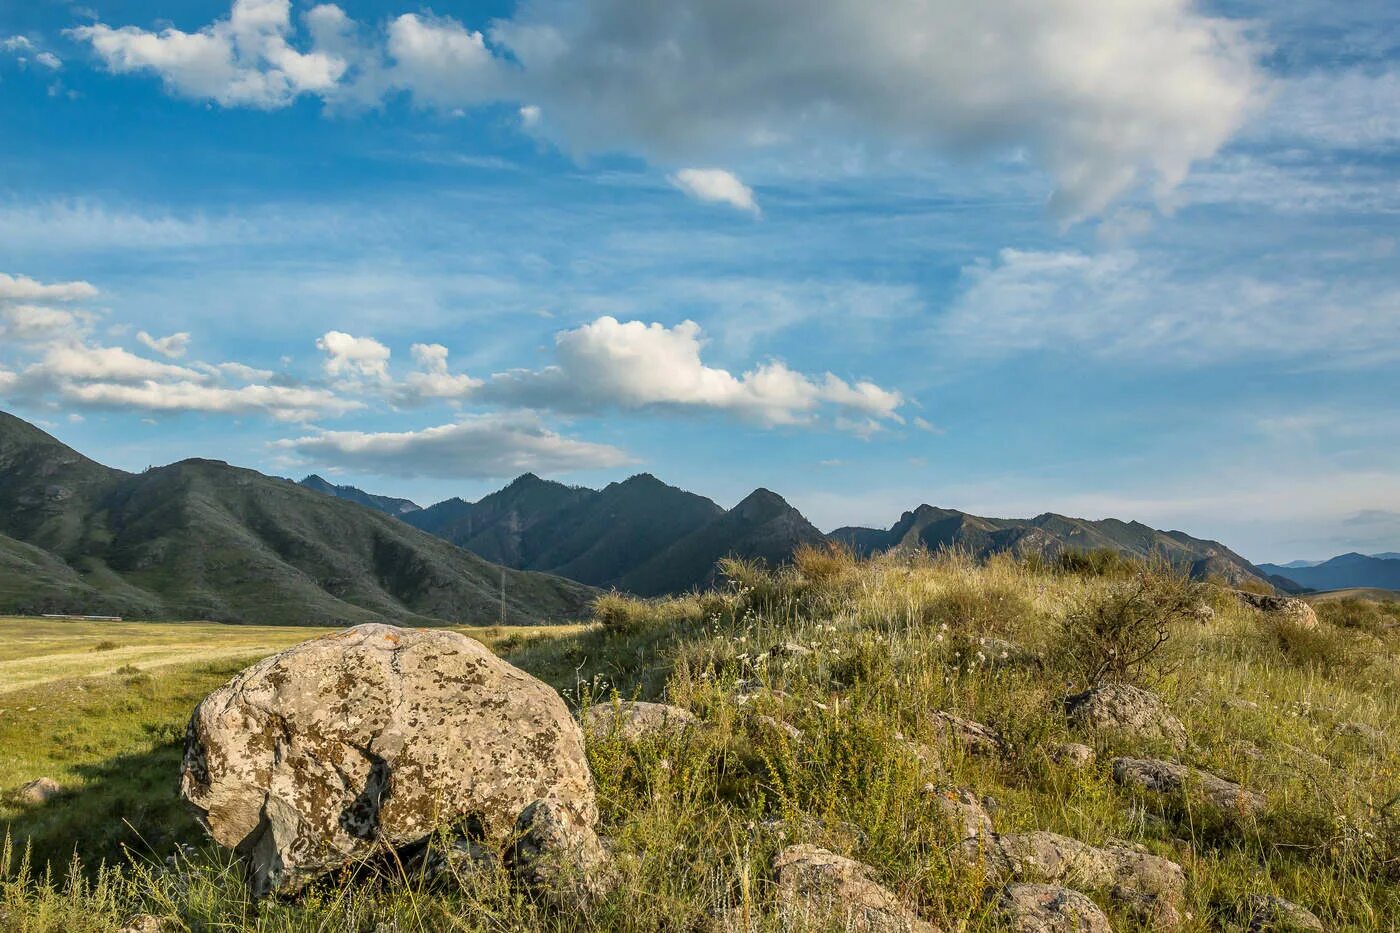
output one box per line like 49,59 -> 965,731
1,0 -> 1396,562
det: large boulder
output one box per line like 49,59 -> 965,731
1063,684 -> 1189,751
995,883 -> 1112,933
998,833 -> 1185,929
180,623 -> 598,897
13,777 -> 62,805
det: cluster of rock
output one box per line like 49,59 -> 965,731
169,622 -> 1321,932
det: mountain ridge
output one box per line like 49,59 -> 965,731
1259,552 -> 1400,593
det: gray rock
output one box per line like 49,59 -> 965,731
505,797 -> 612,905
768,642 -> 814,660
932,711 -> 1004,756
181,623 -> 597,897
582,700 -> 697,740
773,845 -> 938,932
1111,757 -> 1265,819
402,818 -> 498,889
117,915 -> 169,933
995,883 -> 1113,933
1050,743 -> 1096,771
996,833 -> 1184,929
1337,721 -> 1383,744
756,714 -> 805,742
1244,894 -> 1325,931
1232,591 -> 1318,629
1063,684 -> 1189,751
14,777 -> 61,805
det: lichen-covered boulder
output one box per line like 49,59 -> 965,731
180,623 -> 597,897
1244,894 -> 1325,931
505,797 -> 613,905
14,777 -> 62,805
1232,591 -> 1318,629
1063,684 -> 1189,751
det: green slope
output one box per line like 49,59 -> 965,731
0,412 -> 595,625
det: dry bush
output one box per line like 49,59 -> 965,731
1052,564 -> 1201,687
791,541 -> 856,585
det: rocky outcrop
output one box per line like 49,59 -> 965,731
582,700 -> 697,741
773,845 -> 938,932
997,833 -> 1185,928
1232,591 -> 1318,629
995,883 -> 1113,933
932,711 -> 1004,756
1050,743 -> 1096,771
1111,757 -> 1265,819
505,798 -> 613,904
180,624 -> 599,897
1063,684 -> 1189,751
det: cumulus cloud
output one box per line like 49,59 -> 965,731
939,247 -> 1400,364
277,413 -> 634,479
317,330 -> 390,380
2,36 -> 34,52
482,316 -> 903,428
394,342 -> 481,403
137,330 -> 192,358
669,169 -> 759,214
0,272 -> 361,422
68,0 -> 1265,217
68,0 -> 346,108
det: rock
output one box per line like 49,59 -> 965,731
1244,894 -> 1325,931
505,798 -> 612,904
995,883 -> 1113,933
582,700 -> 697,740
117,915 -> 169,933
772,845 -> 938,932
14,777 -> 61,805
1189,603 -> 1216,623
996,832 -> 1183,928
1063,684 -> 1189,751
932,711 -> 1003,756
1337,721 -> 1383,744
401,818 -> 498,888
931,787 -> 1005,869
768,642 -> 813,660
1050,743 -> 1096,771
755,714 -> 804,742
1233,591 -> 1318,629
1111,757 -> 1265,819
181,623 -> 598,897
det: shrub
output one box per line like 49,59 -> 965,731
1052,547 -> 1142,578
791,542 -> 856,585
1052,564 -> 1200,687
1265,616 -> 1370,675
1315,597 -> 1400,637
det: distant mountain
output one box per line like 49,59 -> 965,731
1372,552 -> 1400,561
831,505 -> 1270,587
1279,559 -> 1323,569
618,488 -> 828,596
1259,553 -> 1400,593
0,411 -> 593,625
299,474 -> 421,516
404,473 -> 596,567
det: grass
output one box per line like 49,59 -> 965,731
2,555 -> 1397,931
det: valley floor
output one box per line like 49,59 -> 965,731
1,554 -> 1397,931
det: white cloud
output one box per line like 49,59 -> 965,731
317,330 -> 390,380
519,104 -> 541,127
137,330 -> 192,358
68,0 -> 1264,217
482,316 -> 904,428
2,36 -> 34,52
939,247 -> 1400,364
35,51 -> 62,69
395,342 -> 481,402
0,272 -> 98,303
1256,67 -> 1400,150
57,379 -> 359,421
0,305 -> 87,341
669,169 -> 759,214
68,0 -> 346,109
277,413 -> 634,479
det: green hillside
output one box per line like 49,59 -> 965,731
0,412 -> 594,625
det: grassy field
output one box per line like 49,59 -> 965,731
1,558 -> 1397,931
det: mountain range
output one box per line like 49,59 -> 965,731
1258,553 -> 1400,593
0,412 -> 593,625
302,468 -> 1274,594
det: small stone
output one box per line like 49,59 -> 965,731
117,916 -> 169,933
1244,894 -> 1325,931
582,701 -> 697,741
755,714 -> 804,742
1337,721 -> 1382,744
995,883 -> 1112,933
13,777 -> 62,805
773,844 -> 938,932
1050,743 -> 1096,771
768,642 -> 813,660
931,711 -> 1004,756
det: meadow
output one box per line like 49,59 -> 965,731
1,553 -> 1397,931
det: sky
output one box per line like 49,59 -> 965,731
0,0 -> 1396,563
